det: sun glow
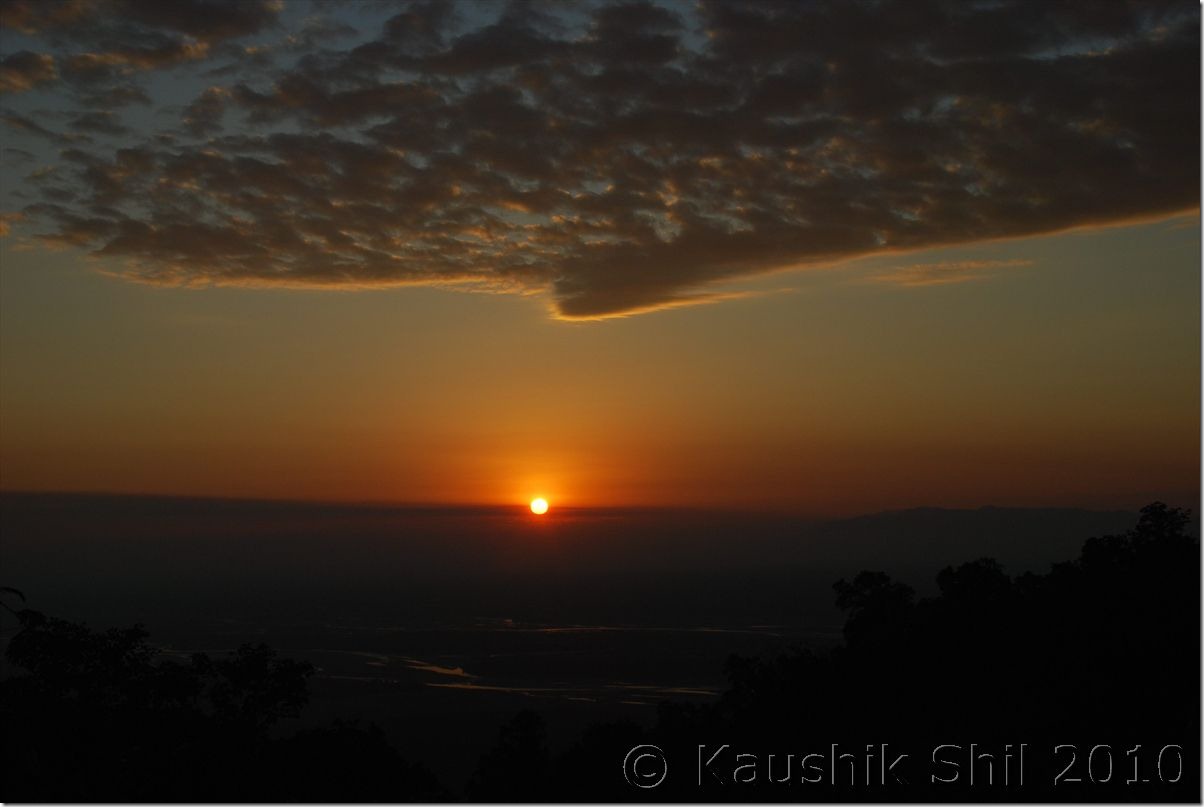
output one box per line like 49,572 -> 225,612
529,497 -> 549,515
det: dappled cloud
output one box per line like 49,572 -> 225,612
0,0 -> 1197,318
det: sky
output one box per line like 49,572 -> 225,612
0,0 -> 1199,514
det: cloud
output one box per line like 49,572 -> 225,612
0,211 -> 26,236
1,112 -> 90,144
181,86 -> 229,136
69,110 -> 129,137
2,146 -> 37,164
549,287 -> 785,322
867,259 -> 1035,288
1,0 -> 281,97
1,0 -> 280,41
0,51 -> 57,93
62,41 -> 212,77
1,0 -> 1198,319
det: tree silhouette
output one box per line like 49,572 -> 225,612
1,503 -> 1196,801
465,503 -> 1200,802
0,603 -> 447,801
466,710 -> 552,802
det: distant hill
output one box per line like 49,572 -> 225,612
803,505 -> 1147,584
0,492 -> 1181,630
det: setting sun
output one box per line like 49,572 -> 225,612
529,498 -> 549,515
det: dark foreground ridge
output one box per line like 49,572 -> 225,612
1,502 -> 1198,802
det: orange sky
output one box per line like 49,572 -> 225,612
0,0 -> 1197,516
1,214 -> 1197,515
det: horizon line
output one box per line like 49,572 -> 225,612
0,487 -> 1158,520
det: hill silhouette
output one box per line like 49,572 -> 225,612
0,492 -> 1144,631
0,599 -> 447,801
466,502 -> 1200,802
0,502 -> 1197,801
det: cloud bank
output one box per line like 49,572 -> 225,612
0,0 -> 1197,318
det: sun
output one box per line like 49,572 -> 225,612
529,497 -> 549,515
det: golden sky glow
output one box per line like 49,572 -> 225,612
0,213 -> 1197,515
0,1 -> 1197,516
